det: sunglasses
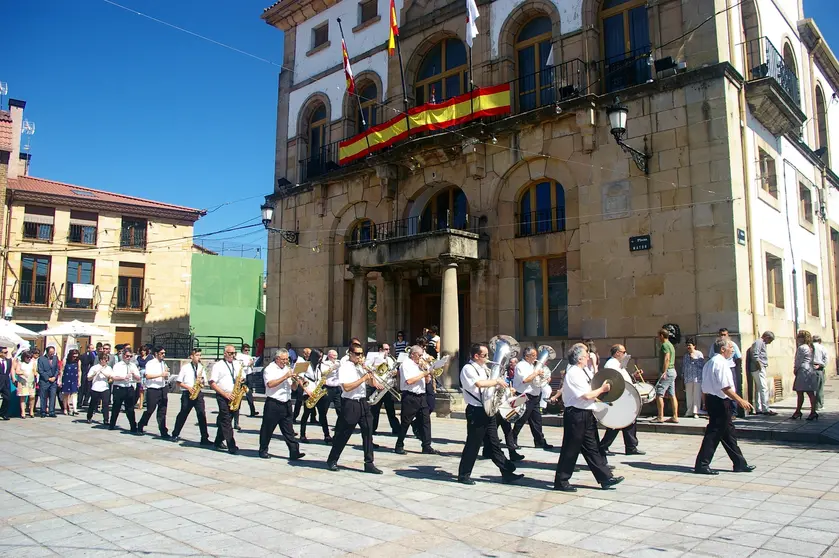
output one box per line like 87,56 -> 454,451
351,352 -> 364,356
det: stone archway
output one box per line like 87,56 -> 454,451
341,70 -> 385,139
496,0 -> 562,77
403,31 -> 464,107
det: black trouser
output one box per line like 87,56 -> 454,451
214,395 -> 237,451
259,398 -> 300,456
0,376 -> 10,418
412,387 -> 436,437
78,373 -> 92,408
555,407 -> 612,486
327,398 -> 374,465
138,387 -> 168,436
512,394 -> 546,446
600,421 -> 639,455
244,375 -> 257,415
87,390 -> 110,423
292,385 -> 304,420
695,394 -> 748,470
372,391 -> 400,434
326,386 -> 343,418
39,380 -> 58,416
396,392 -> 432,450
459,405 -> 514,478
173,392 -> 210,441
300,395 -> 330,439
109,385 -> 137,430
484,414 -> 517,458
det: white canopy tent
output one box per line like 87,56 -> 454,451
0,320 -> 39,339
38,320 -> 109,338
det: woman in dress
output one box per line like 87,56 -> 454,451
60,349 -> 81,416
682,337 -> 705,418
792,330 -> 819,421
15,351 -> 36,418
584,340 -> 599,374
135,344 -> 153,410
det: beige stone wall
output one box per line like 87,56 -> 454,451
5,202 -> 192,353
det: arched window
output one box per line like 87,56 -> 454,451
816,85 -> 829,162
419,186 -> 468,232
349,219 -> 375,245
517,180 -> 565,237
781,42 -> 800,105
516,16 -> 554,111
601,0 -> 651,92
415,39 -> 468,106
307,102 -> 328,162
351,82 -> 378,136
740,0 -> 760,73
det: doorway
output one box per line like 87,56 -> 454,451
410,292 -> 471,370
115,327 -> 141,349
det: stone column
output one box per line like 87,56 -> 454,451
381,271 -> 397,347
439,256 -> 461,389
350,266 -> 368,347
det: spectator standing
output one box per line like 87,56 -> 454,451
749,331 -> 776,416
682,338 -> 705,418
0,347 -> 12,420
653,328 -> 679,423
37,346 -> 60,417
61,349 -> 81,416
135,345 -> 153,410
791,330 -> 819,421
15,351 -> 36,418
393,331 -> 408,355
78,343 -> 97,409
254,332 -> 266,364
812,336 -> 827,411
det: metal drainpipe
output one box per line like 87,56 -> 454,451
1,191 -> 13,313
782,161 -> 800,334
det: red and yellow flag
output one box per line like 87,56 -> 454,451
388,0 -> 399,56
342,38 -> 355,94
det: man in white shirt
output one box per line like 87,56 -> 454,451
554,343 -> 623,492
813,336 -> 828,411
323,349 -> 343,420
293,347 -> 312,424
86,354 -> 112,425
259,349 -> 305,461
209,344 -> 240,454
171,348 -> 211,445
394,345 -> 438,455
237,344 -> 259,418
371,343 -> 400,436
326,343 -> 383,474
511,347 -> 554,450
694,337 -> 754,475
457,343 -> 524,486
599,345 -> 645,457
137,346 -> 171,439
109,348 -> 141,433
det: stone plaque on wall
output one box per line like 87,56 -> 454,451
602,180 -> 630,220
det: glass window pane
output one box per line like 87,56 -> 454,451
603,14 -> 626,62
420,206 -> 432,232
522,260 -> 544,337
452,188 -> 468,229
444,75 -> 461,100
436,191 -> 449,229
445,39 -> 466,70
312,104 -> 326,122
360,84 -> 377,103
628,6 -> 651,53
517,16 -> 552,42
419,44 -> 442,79
518,45 -> 537,79
519,191 -> 532,236
416,86 -> 425,106
535,181 -> 552,233
547,257 -> 568,336
555,182 -> 566,231
603,0 -> 632,8
36,258 -> 49,281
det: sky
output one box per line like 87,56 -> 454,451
2,0 -> 838,261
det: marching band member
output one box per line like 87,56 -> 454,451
511,347 -> 554,450
458,343 -> 523,486
371,343 -> 399,436
137,346 -> 171,438
172,348 -> 211,445
109,348 -> 141,433
237,344 -> 260,418
394,345 -> 437,455
299,349 -> 332,444
293,347 -> 312,424
324,349 -> 343,419
599,345 -> 645,457
326,343 -> 383,474
259,349 -> 305,461
554,343 -> 623,492
484,358 -> 523,461
209,345 -> 239,454
86,354 -> 112,425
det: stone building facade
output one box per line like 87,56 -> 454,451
262,0 -> 839,395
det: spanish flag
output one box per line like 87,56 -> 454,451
388,0 -> 399,56
342,38 -> 355,94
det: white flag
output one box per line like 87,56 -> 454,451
466,0 -> 479,48
545,44 -> 555,67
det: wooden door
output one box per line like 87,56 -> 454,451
115,327 -> 141,349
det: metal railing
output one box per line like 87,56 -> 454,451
120,228 -> 147,250
193,336 -> 245,360
22,222 -> 53,242
346,212 -> 480,248
18,280 -> 50,306
64,283 -> 98,310
298,140 -> 342,183
152,333 -> 194,359
591,48 -> 653,94
116,285 -> 144,311
510,59 -> 587,114
745,37 -> 801,107
68,224 -> 97,245
515,207 -> 567,238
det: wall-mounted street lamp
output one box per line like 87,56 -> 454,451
606,98 -> 651,175
261,202 -> 299,244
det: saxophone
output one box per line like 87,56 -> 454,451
189,365 -> 205,400
305,361 -> 339,409
228,364 -> 248,412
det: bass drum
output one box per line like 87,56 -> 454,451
594,383 -> 641,430
634,382 -> 656,404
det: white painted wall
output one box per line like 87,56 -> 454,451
489,0 -> 583,58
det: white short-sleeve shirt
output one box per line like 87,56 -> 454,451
701,354 -> 735,399
513,360 -> 536,395
179,362 -> 205,390
88,364 -> 112,393
562,365 -> 597,410
324,360 -> 341,387
603,357 -> 633,383
460,361 -> 487,407
338,360 -> 367,400
144,358 -> 168,389
399,359 -> 426,394
263,362 -> 293,402
210,360 -> 237,393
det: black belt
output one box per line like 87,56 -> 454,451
566,407 -> 593,414
401,391 -> 424,397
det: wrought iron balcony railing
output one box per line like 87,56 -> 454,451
745,36 -> 801,107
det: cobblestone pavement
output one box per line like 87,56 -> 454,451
1,402 -> 839,558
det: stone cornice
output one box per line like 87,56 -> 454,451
798,19 -> 839,98
261,0 -> 340,31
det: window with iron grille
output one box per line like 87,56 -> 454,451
120,218 -> 147,250
23,206 -> 55,242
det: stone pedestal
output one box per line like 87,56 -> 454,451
434,389 -> 465,417
439,255 -> 460,389
381,271 -> 397,347
350,266 -> 368,346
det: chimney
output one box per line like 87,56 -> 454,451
7,99 -> 25,179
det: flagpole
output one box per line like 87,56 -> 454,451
469,45 -> 474,116
337,18 -> 371,156
395,35 -> 410,132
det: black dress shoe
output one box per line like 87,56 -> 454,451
200,439 -> 212,446
502,472 -> 525,484
540,442 -> 555,450
457,475 -> 476,485
421,447 -> 439,455
554,483 -> 577,492
364,463 -> 383,474
604,450 -> 615,456
324,437 -> 333,444
733,465 -> 756,473
289,452 -> 305,461
259,451 -> 270,459
510,452 -> 526,462
215,442 -> 228,451
228,446 -> 239,455
235,426 -> 242,432
136,427 -> 144,434
249,412 -> 260,418
608,465 -> 615,471
626,449 -> 646,456
159,433 -> 171,440
299,436 -> 309,443
327,462 -> 339,471
394,446 -> 406,455
170,436 -> 180,442
108,425 -> 116,431
694,467 -> 718,475
86,419 -> 92,424
372,443 -> 381,449
513,443 -> 522,450
601,476 -> 625,489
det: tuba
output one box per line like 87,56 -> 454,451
531,345 -> 556,389
484,335 -> 526,421
228,363 -> 249,412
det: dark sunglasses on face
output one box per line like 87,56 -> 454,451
351,352 -> 364,356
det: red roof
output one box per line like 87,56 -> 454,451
8,175 -> 205,219
0,110 -> 12,152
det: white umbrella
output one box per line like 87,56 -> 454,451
38,320 -> 109,338
0,331 -> 25,348
1,320 -> 39,339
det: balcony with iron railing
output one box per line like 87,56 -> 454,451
115,285 -> 145,311
120,228 -> 147,250
16,280 -> 50,307
744,37 -> 806,137
22,222 -> 54,242
63,283 -> 99,310
590,47 -> 653,94
68,224 -> 97,245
